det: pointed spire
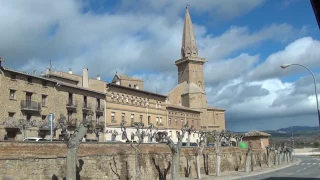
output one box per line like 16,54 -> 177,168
181,5 -> 198,58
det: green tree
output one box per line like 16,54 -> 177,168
314,142 -> 319,148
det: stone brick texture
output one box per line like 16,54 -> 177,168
0,142 -> 269,180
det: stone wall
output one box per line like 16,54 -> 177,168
0,142 -> 268,180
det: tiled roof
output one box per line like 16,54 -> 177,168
244,130 -> 271,137
116,74 -> 143,81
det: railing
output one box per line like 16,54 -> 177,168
157,122 -> 164,126
82,103 -> 92,110
96,104 -> 105,112
67,118 -> 77,127
3,118 -> 20,129
66,100 -> 77,108
38,120 -> 50,130
20,100 -> 41,112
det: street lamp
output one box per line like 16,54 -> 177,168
280,63 -> 320,128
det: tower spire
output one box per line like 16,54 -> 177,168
181,5 -> 198,58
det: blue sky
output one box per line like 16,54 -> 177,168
1,0 -> 320,131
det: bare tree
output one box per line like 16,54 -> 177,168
106,129 -> 119,141
186,125 -> 194,147
266,145 -> 271,168
110,156 -> 132,180
234,134 -> 244,147
196,139 -> 205,179
152,157 -> 171,180
245,141 -> 252,172
58,111 -> 94,180
165,124 -> 190,180
121,122 -> 153,180
211,130 -> 225,176
147,126 -> 157,143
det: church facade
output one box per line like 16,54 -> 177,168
0,7 -> 225,143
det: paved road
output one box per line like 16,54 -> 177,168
237,156 -> 320,180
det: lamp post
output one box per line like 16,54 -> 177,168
280,63 -> 320,128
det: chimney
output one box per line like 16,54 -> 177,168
45,68 -> 51,74
68,68 -> 73,74
97,75 -> 101,80
82,68 -> 89,88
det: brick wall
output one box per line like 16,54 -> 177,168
0,142 -> 268,180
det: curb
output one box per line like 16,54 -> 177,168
230,159 -> 302,180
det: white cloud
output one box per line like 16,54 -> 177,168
246,37 -> 320,81
1,0 -> 319,131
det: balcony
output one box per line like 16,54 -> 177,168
20,100 -> 41,112
66,100 -> 77,111
82,103 -> 92,111
67,118 -> 77,127
96,104 -> 105,114
156,122 -> 164,126
38,120 -> 50,131
3,118 -> 21,130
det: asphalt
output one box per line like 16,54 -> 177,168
237,155 -> 320,180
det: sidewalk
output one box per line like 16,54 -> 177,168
180,159 -> 301,180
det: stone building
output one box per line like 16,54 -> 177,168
242,130 -> 271,149
0,66 -> 106,141
0,7 -> 226,143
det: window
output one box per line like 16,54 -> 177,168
111,93 -> 114,99
83,96 -> 87,107
126,96 -> 129,103
131,114 -> 134,123
42,81 -> 47,87
8,112 -> 14,119
159,117 -> 162,124
111,112 -> 115,122
96,115 -> 100,124
129,84 -> 131,87
156,117 -> 159,123
159,103 -> 161,108
83,113 -> 87,121
192,120 -> 194,124
181,119 -> 184,125
140,115 -> 143,122
9,90 -> 15,99
26,114 -> 31,121
121,95 -> 124,102
68,111 -> 72,121
68,93 -> 73,104
42,115 -> 46,121
116,94 -> 119,100
121,113 -> 125,122
148,116 -> 151,124
26,92 -> 32,102
175,119 -> 177,125
97,99 -> 101,108
27,77 -> 32,83
41,95 -> 47,106
168,118 -> 171,125
10,74 -> 16,80
134,85 -> 136,89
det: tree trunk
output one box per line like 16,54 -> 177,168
187,134 -> 190,147
216,152 -> 221,176
172,152 -> 179,180
65,123 -> 88,180
196,154 -> 201,179
245,153 -> 251,172
135,148 -> 140,180
275,153 -> 278,166
67,148 -> 77,180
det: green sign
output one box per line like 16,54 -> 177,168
239,142 -> 247,148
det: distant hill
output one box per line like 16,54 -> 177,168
263,126 -> 320,138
